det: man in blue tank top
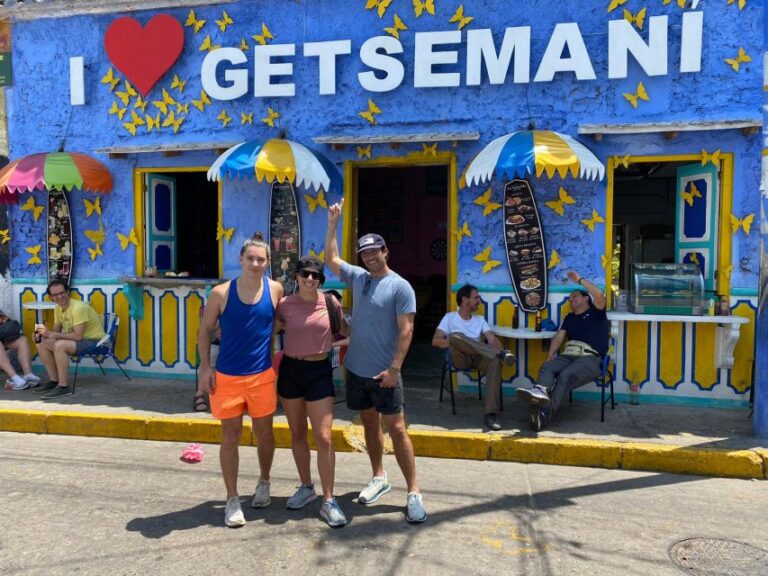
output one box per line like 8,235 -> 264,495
325,199 -> 427,523
199,234 -> 284,528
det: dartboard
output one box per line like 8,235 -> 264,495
430,238 -> 447,261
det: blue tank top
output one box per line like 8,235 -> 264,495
216,276 -> 274,376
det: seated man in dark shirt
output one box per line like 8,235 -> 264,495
516,270 -> 609,431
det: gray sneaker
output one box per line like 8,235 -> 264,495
319,498 -> 348,527
406,492 -> 427,523
286,484 -> 317,510
516,384 -> 550,406
251,478 -> 271,508
358,473 -> 391,504
224,496 -> 245,528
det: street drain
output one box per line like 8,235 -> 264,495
668,538 -> 768,576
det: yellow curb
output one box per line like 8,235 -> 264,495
622,443 -> 764,479
47,411 -> 147,440
0,408 -> 47,434
752,448 -> 768,479
408,429 -> 492,460
491,437 -> 623,469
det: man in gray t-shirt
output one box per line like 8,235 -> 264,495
325,199 -> 426,524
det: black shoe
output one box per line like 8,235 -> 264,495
516,385 -> 551,407
529,406 -> 550,432
41,386 -> 73,399
496,350 -> 516,366
34,381 -> 58,393
484,413 -> 502,431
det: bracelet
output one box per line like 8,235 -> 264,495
388,366 -> 401,374
578,278 -> 585,285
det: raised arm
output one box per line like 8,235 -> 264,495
567,270 -> 606,310
325,198 -> 346,277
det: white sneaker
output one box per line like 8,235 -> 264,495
24,373 -> 41,385
224,496 -> 245,528
6,376 -> 29,391
358,473 -> 391,504
251,478 -> 271,508
320,498 -> 348,527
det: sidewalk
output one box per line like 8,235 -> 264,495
1,368 -> 766,480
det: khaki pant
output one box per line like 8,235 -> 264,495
447,333 -> 503,415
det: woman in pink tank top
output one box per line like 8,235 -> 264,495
274,256 -> 348,527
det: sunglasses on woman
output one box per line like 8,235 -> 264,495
299,269 -> 322,280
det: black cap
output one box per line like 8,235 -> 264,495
356,233 -> 386,253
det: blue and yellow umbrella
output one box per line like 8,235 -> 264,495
460,130 -> 605,187
207,138 -> 342,193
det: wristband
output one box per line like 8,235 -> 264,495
388,366 -> 401,374
578,278 -> 585,285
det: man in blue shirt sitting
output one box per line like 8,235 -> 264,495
517,270 -> 608,431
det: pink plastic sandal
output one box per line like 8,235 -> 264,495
180,443 -> 204,463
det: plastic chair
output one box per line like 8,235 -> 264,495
568,347 -> 615,422
439,350 -> 503,415
71,313 -> 131,393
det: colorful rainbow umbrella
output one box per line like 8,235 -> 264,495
207,138 -> 342,193
0,152 -> 113,203
460,130 -> 605,187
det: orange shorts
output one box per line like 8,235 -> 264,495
211,369 -> 277,420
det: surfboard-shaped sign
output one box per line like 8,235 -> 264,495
47,189 -> 73,286
269,180 -> 301,296
503,179 -> 547,313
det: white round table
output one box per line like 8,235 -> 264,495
22,301 -> 57,327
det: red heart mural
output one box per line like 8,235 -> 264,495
104,14 -> 184,97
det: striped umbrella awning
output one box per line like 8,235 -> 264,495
207,138 -> 342,193
0,152 -> 113,202
461,130 -> 605,187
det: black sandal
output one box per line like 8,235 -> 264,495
193,393 -> 209,412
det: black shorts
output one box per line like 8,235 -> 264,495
346,370 -> 404,415
277,356 -> 335,402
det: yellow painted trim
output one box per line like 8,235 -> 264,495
160,292 -> 179,367
448,151 -> 458,293
718,153 -> 734,298
217,179 -> 224,278
605,156 -> 615,307
342,160 -> 354,309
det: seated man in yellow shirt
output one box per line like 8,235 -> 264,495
35,281 -> 107,399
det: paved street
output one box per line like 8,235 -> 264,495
1,432 -> 767,576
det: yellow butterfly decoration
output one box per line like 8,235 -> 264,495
474,188 -> 502,217
688,252 -> 700,267
162,110 -> 178,128
308,248 -> 325,261
241,112 -> 253,125
474,246 -> 502,274
413,0 -> 435,17
729,213 -> 754,235
719,264 -> 734,281
20,196 -> 44,221
253,23 -> 274,45
240,38 -> 250,52
133,95 -> 148,113
115,81 -> 137,106
199,35 -> 221,52
453,221 -> 472,242
623,7 -> 646,29
152,88 -> 176,115
377,0 -> 394,18
145,113 -> 161,133
725,47 -> 751,72
727,0 -> 747,10
581,209 -> 605,232
122,121 -> 138,136
130,110 -> 145,127
357,145 -> 372,159
261,107 -> 280,127
662,0 -> 686,7
359,98 -> 382,125
192,90 -> 212,112
216,10 -> 234,32
116,228 -> 138,250
84,219 -> 106,246
169,112 -> 185,134
449,4 -> 474,30
88,243 -> 103,261
217,109 -> 232,127
216,222 -> 235,243
83,197 -> 101,217
544,186 -> 576,216
623,81 -> 649,109
108,101 -> 126,120
700,149 -> 721,167
101,67 -> 121,91
171,74 -> 187,94
384,13 -> 408,39
26,245 -> 42,265
305,190 -> 328,213
601,254 -> 611,269
607,0 -> 628,13
0,229 -> 9,244
681,181 -> 702,207
548,249 -> 561,270
422,143 -> 438,157
176,102 -> 190,115
185,8 -> 206,34
613,154 -> 631,169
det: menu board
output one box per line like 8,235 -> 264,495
269,181 -> 301,296
47,189 -> 73,286
503,179 -> 547,313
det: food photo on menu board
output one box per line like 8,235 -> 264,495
503,179 -> 547,313
269,180 -> 301,296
